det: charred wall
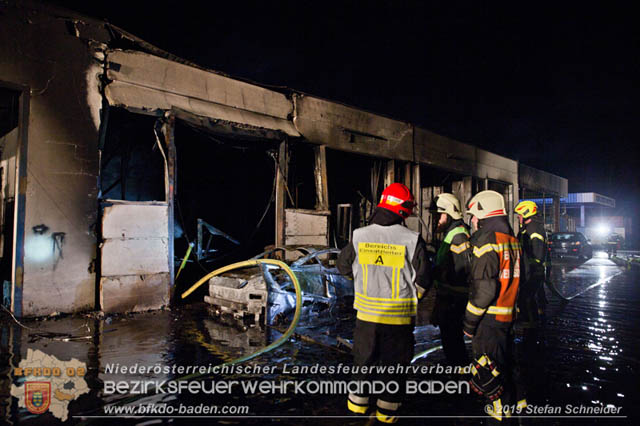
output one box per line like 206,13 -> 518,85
0,2 -> 109,316
0,2 -> 568,316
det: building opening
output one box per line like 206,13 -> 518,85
0,86 -> 20,310
172,119 -> 280,296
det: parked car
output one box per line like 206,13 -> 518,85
548,232 -> 593,260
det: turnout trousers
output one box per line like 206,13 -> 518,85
472,324 -> 526,424
516,271 -> 545,327
347,318 -> 415,423
433,294 -> 470,367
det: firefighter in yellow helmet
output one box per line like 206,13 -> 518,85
429,193 -> 471,367
514,200 -> 548,326
464,190 -> 526,423
337,183 -> 431,423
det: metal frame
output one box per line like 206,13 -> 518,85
0,80 -> 29,316
275,140 -> 289,251
162,113 -> 176,301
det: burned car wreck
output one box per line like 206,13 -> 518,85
204,248 -> 353,326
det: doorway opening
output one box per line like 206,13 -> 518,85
172,120 -> 280,296
0,86 -> 21,311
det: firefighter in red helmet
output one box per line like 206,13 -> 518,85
337,183 -> 432,423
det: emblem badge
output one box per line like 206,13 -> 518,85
25,382 -> 51,415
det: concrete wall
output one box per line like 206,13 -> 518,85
0,2 -> 107,316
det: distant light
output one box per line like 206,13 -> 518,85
596,224 -> 611,236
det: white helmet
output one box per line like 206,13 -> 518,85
431,193 -> 463,220
467,190 -> 507,220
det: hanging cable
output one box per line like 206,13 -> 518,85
274,148 -> 295,205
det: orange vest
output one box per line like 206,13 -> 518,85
492,232 -> 521,322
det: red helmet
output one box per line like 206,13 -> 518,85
378,183 -> 415,218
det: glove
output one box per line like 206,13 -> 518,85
463,319 -> 476,337
469,354 -> 504,400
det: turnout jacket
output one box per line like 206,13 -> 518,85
433,220 -> 471,296
517,219 -> 546,279
463,217 -> 522,334
337,208 -> 431,325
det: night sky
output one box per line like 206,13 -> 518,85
52,1 -> 639,213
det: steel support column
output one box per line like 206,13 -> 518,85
313,145 -> 329,211
275,140 -> 289,252
553,195 -> 560,232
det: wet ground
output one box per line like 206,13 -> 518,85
1,251 -> 638,424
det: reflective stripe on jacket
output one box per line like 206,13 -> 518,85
517,219 -> 547,278
352,224 -> 419,325
463,217 -> 522,334
434,224 -> 470,296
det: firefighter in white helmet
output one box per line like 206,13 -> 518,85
464,190 -> 526,423
337,183 -> 431,424
429,193 -> 471,367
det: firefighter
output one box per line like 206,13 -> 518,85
463,190 -> 525,423
606,233 -> 619,258
337,183 -> 431,424
514,200 -> 548,326
429,193 -> 471,367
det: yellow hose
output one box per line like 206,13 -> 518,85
105,260 -> 303,409
175,242 -> 194,280
181,259 -> 303,366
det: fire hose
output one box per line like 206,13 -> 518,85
180,259 -> 302,368
96,260 -> 302,413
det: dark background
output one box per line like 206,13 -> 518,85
50,0 -> 639,239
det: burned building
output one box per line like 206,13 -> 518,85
0,1 -> 567,317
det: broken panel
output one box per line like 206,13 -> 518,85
284,209 -> 329,251
101,273 -> 169,314
100,201 -> 169,313
106,50 -> 293,120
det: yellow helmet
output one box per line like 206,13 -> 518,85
514,200 -> 538,219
